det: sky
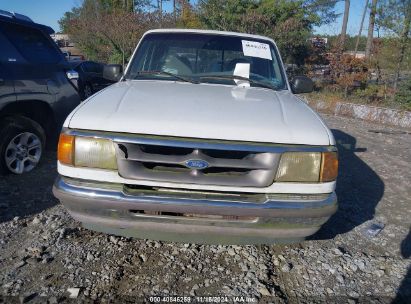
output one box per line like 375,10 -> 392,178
0,0 -> 373,36
314,0 -> 374,37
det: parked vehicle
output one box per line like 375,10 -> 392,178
69,60 -> 116,99
62,51 -> 70,60
0,10 -> 81,174
53,29 -> 338,244
63,51 -> 84,61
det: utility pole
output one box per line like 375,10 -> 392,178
340,0 -> 350,49
354,0 -> 369,57
158,0 -> 163,20
173,0 -> 176,21
393,5 -> 411,91
365,0 -> 378,59
160,0 -> 163,26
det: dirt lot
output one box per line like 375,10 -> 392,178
0,114 -> 410,303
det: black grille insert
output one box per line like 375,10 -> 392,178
115,140 -> 280,187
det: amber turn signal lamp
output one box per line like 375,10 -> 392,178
320,152 -> 338,182
58,134 -> 75,165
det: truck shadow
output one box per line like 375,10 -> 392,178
311,129 -> 385,240
0,152 -> 58,223
393,228 -> 411,303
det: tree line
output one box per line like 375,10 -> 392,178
60,0 -> 410,107
59,0 -> 340,65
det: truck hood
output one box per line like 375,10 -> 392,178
68,80 -> 332,145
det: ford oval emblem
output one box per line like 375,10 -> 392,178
185,159 -> 209,170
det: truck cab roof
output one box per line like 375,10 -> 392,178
0,9 -> 54,34
145,28 -> 275,44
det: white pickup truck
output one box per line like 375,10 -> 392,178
53,29 -> 338,244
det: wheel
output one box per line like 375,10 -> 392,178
0,117 -> 46,174
83,83 -> 93,98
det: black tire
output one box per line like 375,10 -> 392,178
83,83 -> 93,99
0,116 -> 46,175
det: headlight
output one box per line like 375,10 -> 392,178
74,137 -> 117,169
276,152 -> 321,182
276,151 -> 338,182
58,134 -> 117,170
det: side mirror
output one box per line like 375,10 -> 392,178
290,76 -> 314,94
66,70 -> 79,80
103,64 -> 123,82
66,70 -> 79,89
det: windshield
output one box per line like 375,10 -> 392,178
125,32 -> 287,90
68,61 -> 82,69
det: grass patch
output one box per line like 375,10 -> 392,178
304,86 -> 411,112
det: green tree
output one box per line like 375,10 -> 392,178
59,0 -> 169,65
395,77 -> 411,109
303,0 -> 339,25
58,7 -> 81,33
60,0 -> 339,66
377,0 -> 411,90
198,0 -> 338,65
321,35 -> 368,52
176,1 -> 202,28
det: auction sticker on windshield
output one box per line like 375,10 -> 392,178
242,40 -> 272,60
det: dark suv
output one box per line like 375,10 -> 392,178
0,10 -> 81,174
69,60 -> 116,99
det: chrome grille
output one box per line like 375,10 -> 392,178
115,141 -> 281,187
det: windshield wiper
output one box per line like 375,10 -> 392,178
199,75 -> 277,90
135,70 -> 198,84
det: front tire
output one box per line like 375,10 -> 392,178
83,83 -> 93,99
0,117 -> 46,175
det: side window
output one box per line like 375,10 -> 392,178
83,62 -> 102,73
0,30 -> 24,63
90,62 -> 102,73
0,22 -> 61,64
94,63 -> 103,74
82,62 -> 92,73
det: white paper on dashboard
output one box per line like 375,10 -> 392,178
242,40 -> 272,60
233,63 -> 250,87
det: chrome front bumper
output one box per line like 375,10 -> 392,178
53,176 -> 337,244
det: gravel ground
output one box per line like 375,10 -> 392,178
0,114 -> 410,303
